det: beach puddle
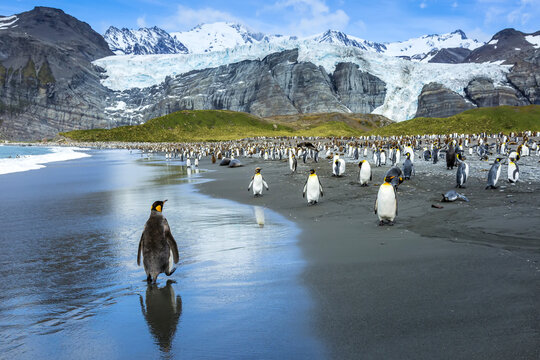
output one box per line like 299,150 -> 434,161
0,149 -> 323,359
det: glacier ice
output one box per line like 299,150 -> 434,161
94,40 -> 510,122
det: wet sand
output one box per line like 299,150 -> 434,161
196,155 -> 540,359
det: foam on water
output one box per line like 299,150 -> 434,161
0,146 -> 91,175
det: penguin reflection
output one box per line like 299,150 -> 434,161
139,280 -> 182,353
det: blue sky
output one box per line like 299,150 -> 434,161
2,0 -> 539,42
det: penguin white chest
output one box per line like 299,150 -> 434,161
306,176 -> 321,202
253,174 -> 264,194
508,162 -> 519,182
359,162 -> 371,184
377,184 -> 397,221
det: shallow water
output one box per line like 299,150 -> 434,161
0,145 -> 53,158
0,150 -> 324,359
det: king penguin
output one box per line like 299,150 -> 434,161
358,160 -> 372,186
138,200 -> 180,284
455,153 -> 469,188
248,167 -> 269,196
508,154 -> 520,183
289,153 -> 297,173
402,153 -> 414,180
485,157 -> 503,189
374,175 -> 398,226
303,169 -> 323,205
333,156 -> 346,177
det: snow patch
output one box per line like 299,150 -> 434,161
0,15 -> 18,30
488,39 -> 498,45
525,35 -> 540,48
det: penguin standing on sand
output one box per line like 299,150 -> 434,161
333,157 -> 346,177
289,153 -> 297,173
403,153 -> 414,180
375,175 -> 398,226
446,144 -> 456,170
485,157 -> 503,189
248,167 -> 269,196
455,153 -> 469,188
508,155 -> 520,183
138,200 -> 180,284
358,160 -> 372,186
303,169 -> 323,205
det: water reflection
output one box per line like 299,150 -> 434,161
139,280 -> 182,354
254,206 -> 265,228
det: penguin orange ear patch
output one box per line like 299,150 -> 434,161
155,205 -> 162,212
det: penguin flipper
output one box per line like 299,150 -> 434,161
163,220 -> 180,264
137,231 -> 145,266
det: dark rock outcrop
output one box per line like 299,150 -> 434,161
427,48 -> 472,64
465,28 -> 540,65
332,62 -> 386,113
0,7 -> 125,140
105,49 -> 387,124
465,78 -> 529,107
506,49 -> 540,105
415,83 -> 475,118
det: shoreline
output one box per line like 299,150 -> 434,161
194,156 -> 539,359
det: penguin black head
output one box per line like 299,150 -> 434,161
151,200 -> 167,213
515,154 -> 520,161
255,167 -> 261,174
309,169 -> 316,175
358,160 -> 364,168
384,175 -> 394,183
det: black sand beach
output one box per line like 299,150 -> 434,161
0,147 -> 538,359
196,155 -> 540,359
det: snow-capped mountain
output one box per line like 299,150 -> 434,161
104,23 -> 483,63
383,30 -> 483,61
171,22 -> 296,54
307,30 -> 387,53
104,26 -> 188,55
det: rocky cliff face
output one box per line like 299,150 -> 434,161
415,83 -> 475,118
506,49 -> 540,105
332,62 -> 386,113
104,49 -> 387,124
0,7 -> 126,140
465,78 -> 529,107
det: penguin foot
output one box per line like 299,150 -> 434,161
378,221 -> 385,226
388,221 -> 394,226
146,274 -> 152,283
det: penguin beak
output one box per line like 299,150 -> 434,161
163,199 -> 168,203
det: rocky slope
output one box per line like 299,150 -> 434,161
465,29 -> 540,64
103,49 -> 386,124
0,7 -> 129,140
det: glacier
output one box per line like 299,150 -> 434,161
94,40 -> 510,122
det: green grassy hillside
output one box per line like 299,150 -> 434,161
61,110 -> 376,142
368,105 -> 540,136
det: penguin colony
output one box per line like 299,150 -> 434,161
135,131 -> 539,280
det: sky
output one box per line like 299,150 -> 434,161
1,0 -> 539,42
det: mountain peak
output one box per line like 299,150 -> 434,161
451,29 -> 467,39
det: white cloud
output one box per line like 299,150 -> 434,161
161,5 -> 241,31
452,2 -> 458,8
258,0 -> 350,36
420,2 -> 427,9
